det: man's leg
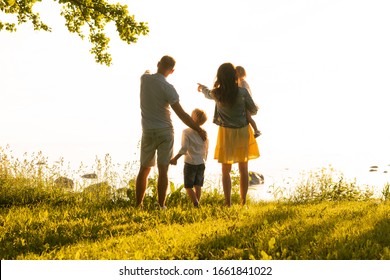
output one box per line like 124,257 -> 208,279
157,164 -> 169,208
136,165 -> 151,207
155,128 -> 174,209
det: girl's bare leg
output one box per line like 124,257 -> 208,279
185,188 -> 199,207
194,186 -> 202,202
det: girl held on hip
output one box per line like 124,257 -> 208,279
197,63 -> 260,207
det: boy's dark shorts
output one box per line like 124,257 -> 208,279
183,163 -> 205,188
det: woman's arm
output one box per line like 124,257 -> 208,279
243,88 -> 258,116
197,84 -> 214,100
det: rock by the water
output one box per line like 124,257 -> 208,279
249,171 -> 264,186
81,173 -> 98,179
54,177 -> 74,190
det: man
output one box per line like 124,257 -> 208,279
136,55 -> 207,209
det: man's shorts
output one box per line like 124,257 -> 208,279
140,128 -> 174,167
183,163 -> 205,188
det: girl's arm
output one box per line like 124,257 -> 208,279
204,138 -> 209,161
170,131 -> 189,165
169,153 -> 183,165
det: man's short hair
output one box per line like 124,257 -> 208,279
159,55 -> 176,70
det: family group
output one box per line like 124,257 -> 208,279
136,55 -> 260,209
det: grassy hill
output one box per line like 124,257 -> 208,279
1,188 -> 390,260
1,149 -> 390,260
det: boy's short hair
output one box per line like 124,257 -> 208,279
159,55 -> 176,70
193,108 -> 207,125
236,66 -> 246,79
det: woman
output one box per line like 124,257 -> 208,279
198,63 -> 260,206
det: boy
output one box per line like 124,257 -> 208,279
170,109 -> 208,207
236,66 -> 261,138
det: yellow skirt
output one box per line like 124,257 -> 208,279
214,125 -> 260,164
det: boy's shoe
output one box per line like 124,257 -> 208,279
254,130 -> 262,138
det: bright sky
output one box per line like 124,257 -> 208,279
1,0 -> 390,183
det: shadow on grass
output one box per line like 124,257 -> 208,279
334,218 -> 390,260
192,205 -> 387,260
0,202 -> 144,259
0,215 -> 108,259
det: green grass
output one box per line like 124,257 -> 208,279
1,147 -> 390,260
1,200 -> 390,260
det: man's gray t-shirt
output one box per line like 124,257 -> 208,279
140,73 -> 180,130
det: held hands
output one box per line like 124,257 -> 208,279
170,153 -> 183,165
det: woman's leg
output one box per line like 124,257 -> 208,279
222,163 -> 232,207
238,162 -> 249,206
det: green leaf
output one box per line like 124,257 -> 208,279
1,0 -> 149,66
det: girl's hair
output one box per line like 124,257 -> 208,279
235,66 -> 246,79
192,108 -> 208,125
212,63 -> 238,107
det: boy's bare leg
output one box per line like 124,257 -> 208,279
247,111 -> 261,137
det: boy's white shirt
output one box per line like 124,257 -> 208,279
178,128 -> 208,165
238,79 -> 252,95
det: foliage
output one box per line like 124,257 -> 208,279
2,147 -> 390,260
290,166 -> 374,203
382,183 -> 390,201
1,200 -> 390,260
0,0 -> 149,65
